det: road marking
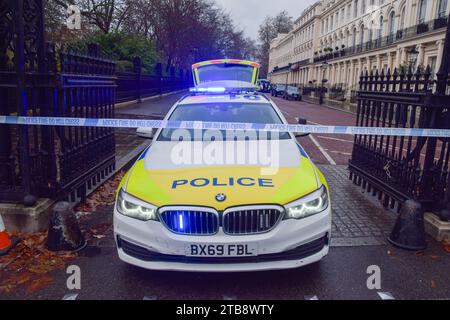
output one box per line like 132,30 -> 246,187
377,292 -> 395,300
309,134 -> 337,165
317,135 -> 354,143
293,117 -> 337,165
304,295 -> 319,300
143,296 -> 158,300
62,293 -> 78,300
331,151 -> 352,156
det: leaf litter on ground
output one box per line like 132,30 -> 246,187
0,171 -> 125,295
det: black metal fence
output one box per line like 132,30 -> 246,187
57,45 -> 117,203
0,0 -> 191,205
116,57 -> 192,103
349,66 -> 450,213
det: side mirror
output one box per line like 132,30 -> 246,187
136,128 -> 154,139
295,118 -> 309,137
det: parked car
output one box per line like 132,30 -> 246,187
258,79 -> 271,93
284,86 -> 302,101
271,84 -> 286,97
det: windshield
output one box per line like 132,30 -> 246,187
158,102 -> 291,141
197,64 -> 254,83
288,86 -> 299,92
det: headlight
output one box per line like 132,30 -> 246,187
285,186 -> 329,220
116,189 -> 158,221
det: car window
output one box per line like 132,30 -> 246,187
158,102 -> 291,141
197,64 -> 254,83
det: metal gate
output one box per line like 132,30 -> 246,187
349,17 -> 450,215
0,0 -> 116,205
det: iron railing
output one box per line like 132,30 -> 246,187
349,66 -> 450,212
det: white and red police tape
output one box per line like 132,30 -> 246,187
1,115 -> 450,137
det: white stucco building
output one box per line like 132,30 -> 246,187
268,0 -> 449,98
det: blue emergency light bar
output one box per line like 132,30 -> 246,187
189,87 -> 227,93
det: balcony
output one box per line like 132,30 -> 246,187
314,17 -> 447,63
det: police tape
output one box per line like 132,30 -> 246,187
1,115 -> 450,137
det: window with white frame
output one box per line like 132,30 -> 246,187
437,0 -> 448,18
388,11 -> 396,35
417,0 -> 427,24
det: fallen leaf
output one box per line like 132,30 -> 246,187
442,240 -> 450,253
431,280 -> 437,288
26,276 -> 53,294
415,250 -> 425,257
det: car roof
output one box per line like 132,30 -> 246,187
178,94 -> 270,105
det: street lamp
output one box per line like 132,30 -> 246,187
319,61 -> 328,105
408,47 -> 419,70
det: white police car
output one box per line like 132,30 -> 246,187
114,60 -> 331,272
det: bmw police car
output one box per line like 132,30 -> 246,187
114,59 -> 331,272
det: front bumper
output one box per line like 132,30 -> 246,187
113,207 -> 331,272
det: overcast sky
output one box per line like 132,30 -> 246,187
216,0 -> 317,41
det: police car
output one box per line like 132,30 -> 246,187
114,60 -> 331,272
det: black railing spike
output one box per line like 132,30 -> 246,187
424,65 -> 432,90
385,68 -> 391,92
407,65 -> 413,77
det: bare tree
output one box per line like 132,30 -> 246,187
257,11 -> 293,77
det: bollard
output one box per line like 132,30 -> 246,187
47,202 -> 86,252
388,200 -> 427,251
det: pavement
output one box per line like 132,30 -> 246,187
1,92 -> 449,300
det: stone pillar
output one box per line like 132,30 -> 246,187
396,47 -> 401,67
400,47 -> 407,66
388,52 -> 393,71
416,44 -> 425,67
376,54 -> 382,71
436,39 -> 444,72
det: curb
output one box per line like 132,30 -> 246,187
115,90 -> 188,110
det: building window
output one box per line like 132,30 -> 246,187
389,11 -> 396,35
417,0 -> 427,24
437,0 -> 448,18
400,6 -> 406,30
378,16 -> 384,38
354,0 -> 359,18
428,56 -> 437,75
360,25 -> 365,45
361,0 -> 366,15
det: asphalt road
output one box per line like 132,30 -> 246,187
3,229 -> 449,300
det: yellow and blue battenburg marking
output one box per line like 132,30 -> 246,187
191,59 -> 261,86
117,138 -> 326,211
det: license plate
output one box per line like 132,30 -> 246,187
185,243 -> 258,257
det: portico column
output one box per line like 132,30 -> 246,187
400,47 -> 407,66
387,52 -> 393,71
436,39 -> 444,72
416,44 -> 425,67
376,54 -> 382,71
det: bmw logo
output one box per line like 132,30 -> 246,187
215,193 -> 226,202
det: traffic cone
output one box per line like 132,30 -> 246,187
0,214 -> 19,256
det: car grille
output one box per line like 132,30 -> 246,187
159,210 -> 218,235
223,208 -> 284,235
